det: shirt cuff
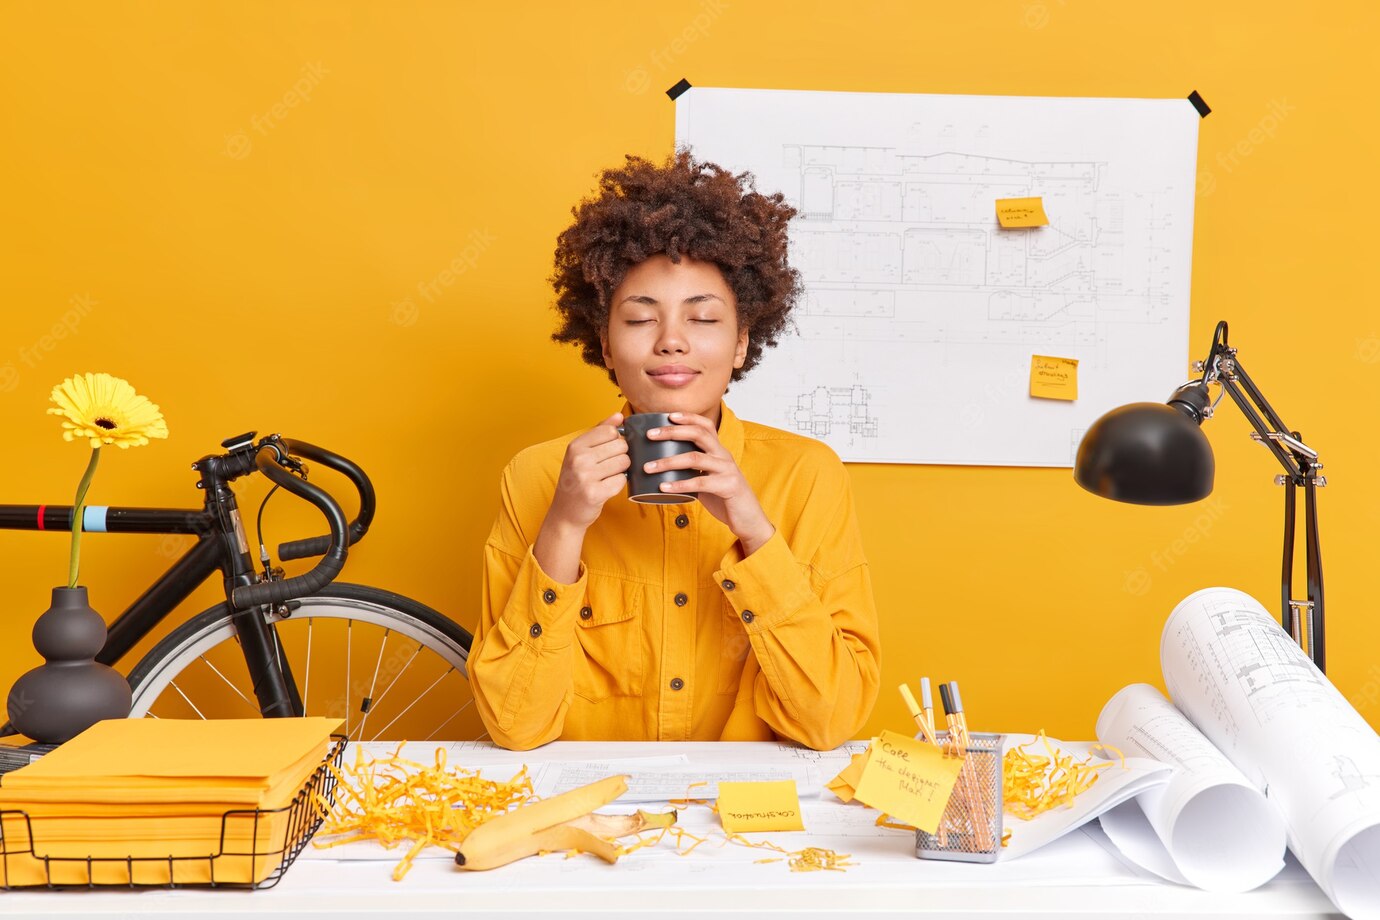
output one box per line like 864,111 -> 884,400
518,543 -> 589,646
713,529 -> 815,633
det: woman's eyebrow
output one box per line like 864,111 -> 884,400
617,293 -> 725,306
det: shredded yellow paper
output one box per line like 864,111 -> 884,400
1002,731 -> 1125,821
313,743 -> 535,880
314,753 -> 855,878
648,784 -> 853,872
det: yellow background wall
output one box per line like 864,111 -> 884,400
2,1 -> 1377,741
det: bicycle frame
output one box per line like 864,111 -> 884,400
0,460 -> 304,719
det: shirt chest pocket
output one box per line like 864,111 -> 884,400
572,575 -> 646,703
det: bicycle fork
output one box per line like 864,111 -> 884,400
200,465 -> 304,719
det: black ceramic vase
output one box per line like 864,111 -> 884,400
6,586 -> 132,744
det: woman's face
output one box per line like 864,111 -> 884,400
600,254 -> 748,428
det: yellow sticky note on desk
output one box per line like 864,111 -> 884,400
717,780 -> 805,833
996,197 -> 1048,227
852,730 -> 963,834
1030,355 -> 1079,400
826,748 -> 871,803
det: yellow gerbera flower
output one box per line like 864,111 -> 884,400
47,373 -> 169,449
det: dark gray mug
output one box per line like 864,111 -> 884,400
617,412 -> 699,504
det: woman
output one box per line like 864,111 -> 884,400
469,150 -> 880,750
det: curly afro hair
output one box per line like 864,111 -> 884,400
549,148 -> 802,387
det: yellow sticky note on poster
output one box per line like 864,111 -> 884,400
852,730 -> 963,834
717,780 -> 805,833
996,197 -> 1049,227
1030,354 -> 1079,400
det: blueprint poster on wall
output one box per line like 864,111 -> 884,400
675,87 -> 1200,467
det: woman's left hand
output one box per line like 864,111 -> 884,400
645,411 -> 775,554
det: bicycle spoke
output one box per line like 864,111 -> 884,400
197,654 -> 258,715
368,666 -> 456,742
303,617 -> 313,715
169,680 -> 208,720
356,628 -> 392,742
362,641 -> 422,721
423,696 -> 475,742
344,620 -> 352,736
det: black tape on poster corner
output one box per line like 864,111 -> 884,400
666,78 -> 692,101
1188,90 -> 1211,118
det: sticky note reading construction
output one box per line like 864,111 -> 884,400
717,780 -> 805,833
996,197 -> 1049,227
852,731 -> 963,833
1030,354 -> 1079,400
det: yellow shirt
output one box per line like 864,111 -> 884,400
469,399 -> 881,750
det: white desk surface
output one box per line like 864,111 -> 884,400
0,741 -> 1347,919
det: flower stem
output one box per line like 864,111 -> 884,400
68,447 -> 100,588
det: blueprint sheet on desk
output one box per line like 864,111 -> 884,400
675,87 -> 1200,467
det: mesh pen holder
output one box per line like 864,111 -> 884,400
914,732 -> 1003,864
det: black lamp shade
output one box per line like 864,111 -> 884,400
1074,402 -> 1215,505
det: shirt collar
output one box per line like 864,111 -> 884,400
617,398 -> 745,469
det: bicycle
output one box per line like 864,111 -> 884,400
0,431 -> 477,743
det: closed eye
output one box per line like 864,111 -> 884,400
625,319 -> 719,324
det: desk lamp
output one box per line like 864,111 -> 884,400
1073,321 -> 1328,670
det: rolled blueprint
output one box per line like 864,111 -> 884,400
1162,587 -> 1380,920
1096,682 -> 1286,891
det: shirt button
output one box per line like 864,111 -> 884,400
741,610 -> 755,624
675,514 -> 689,528
674,592 -> 688,607
580,606 -> 593,620
670,677 -> 685,691
721,579 -> 736,591
542,589 -> 557,604
529,623 -> 543,638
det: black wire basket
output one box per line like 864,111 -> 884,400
0,734 -> 346,890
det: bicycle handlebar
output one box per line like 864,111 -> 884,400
230,437 -> 372,609
274,440 -> 377,561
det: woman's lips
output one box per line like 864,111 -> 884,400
648,372 -> 699,388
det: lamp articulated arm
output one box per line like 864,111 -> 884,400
1176,321 -> 1328,670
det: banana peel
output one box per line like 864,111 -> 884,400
454,775 -> 678,871
561,808 -> 678,838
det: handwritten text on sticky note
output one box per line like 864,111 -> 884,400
1030,355 -> 1079,400
717,779 -> 805,833
996,197 -> 1049,228
852,730 -> 963,833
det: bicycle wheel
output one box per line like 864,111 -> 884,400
126,583 -> 482,743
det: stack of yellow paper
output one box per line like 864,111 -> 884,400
0,717 -> 341,886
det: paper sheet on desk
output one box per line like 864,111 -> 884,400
539,764 -> 818,801
999,735 -> 1173,860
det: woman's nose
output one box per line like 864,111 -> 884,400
655,323 -> 688,352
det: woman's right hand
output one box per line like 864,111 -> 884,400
548,412 -> 630,530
